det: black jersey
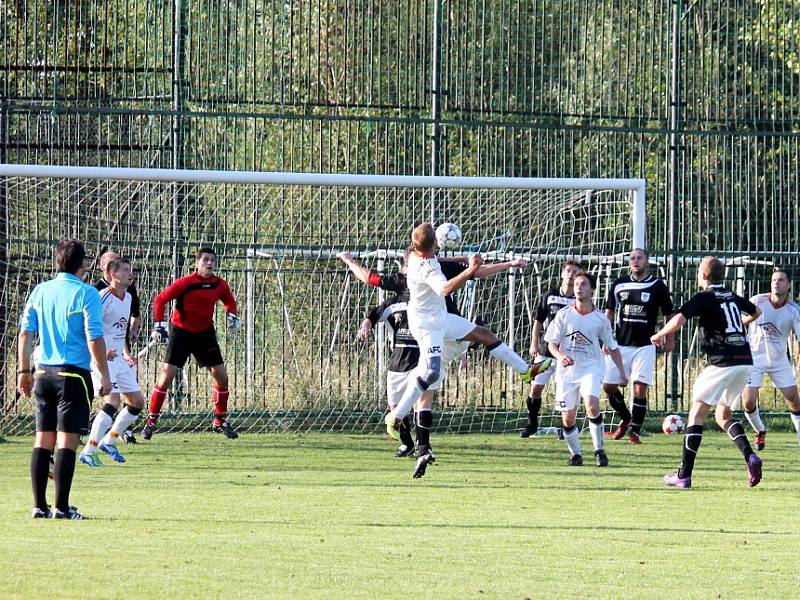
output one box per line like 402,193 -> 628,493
605,275 -> 674,347
678,284 -> 757,367
535,287 -> 575,357
366,292 -> 419,373
367,261 -> 470,316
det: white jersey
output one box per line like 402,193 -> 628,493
747,294 -> 800,366
405,252 -> 448,328
544,304 -> 619,381
99,287 -> 132,353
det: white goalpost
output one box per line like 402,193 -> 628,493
0,163 -> 645,435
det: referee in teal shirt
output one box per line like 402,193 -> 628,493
17,239 -> 112,520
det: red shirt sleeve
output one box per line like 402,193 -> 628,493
219,279 -> 237,315
367,272 -> 382,287
153,275 -> 195,321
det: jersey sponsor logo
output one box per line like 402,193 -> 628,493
567,331 -> 592,346
725,333 -> 748,346
619,291 -> 629,301
112,317 -> 129,330
758,322 -> 782,338
623,304 -> 646,316
428,346 -> 442,354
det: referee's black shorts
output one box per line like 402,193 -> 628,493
164,324 -> 224,368
33,365 -> 92,435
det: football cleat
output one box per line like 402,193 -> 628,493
612,420 -> 630,440
629,432 -> 642,445
121,430 -> 138,445
595,450 -> 609,467
142,421 -> 156,441
567,454 -> 583,466
79,452 -> 104,468
412,446 -> 436,478
754,431 -> 766,451
52,508 -> 88,520
32,507 -> 52,519
520,358 -> 552,383
395,444 -> 416,458
519,425 -> 538,438
664,472 -> 692,489
212,420 -> 239,439
747,454 -> 763,488
98,442 -> 126,463
384,413 -> 402,442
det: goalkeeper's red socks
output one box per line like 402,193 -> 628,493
147,385 -> 168,423
212,385 -> 229,426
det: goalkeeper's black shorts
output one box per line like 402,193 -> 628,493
165,324 -> 223,368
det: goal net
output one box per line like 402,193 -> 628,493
0,165 -> 645,436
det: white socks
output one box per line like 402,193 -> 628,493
563,426 -> 582,457
85,410 -> 113,453
488,342 -> 529,373
745,408 -> 766,433
103,407 -> 140,444
589,419 -> 604,452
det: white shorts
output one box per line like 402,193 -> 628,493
748,358 -> 797,389
410,314 -> 476,360
691,364 -> 752,407
91,356 -> 141,395
554,369 -> 604,412
386,370 -> 411,407
603,345 -> 656,386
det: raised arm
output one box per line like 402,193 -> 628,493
337,251 -> 372,285
473,258 -> 527,278
440,254 -> 483,296
651,313 -> 687,346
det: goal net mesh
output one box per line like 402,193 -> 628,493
0,169 -> 641,436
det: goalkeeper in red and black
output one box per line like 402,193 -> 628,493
143,247 -> 241,440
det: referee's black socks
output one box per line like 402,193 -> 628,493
606,390 -> 631,422
30,447 -> 53,512
53,448 -> 77,513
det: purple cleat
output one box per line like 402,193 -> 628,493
663,472 -> 692,489
747,454 -> 763,487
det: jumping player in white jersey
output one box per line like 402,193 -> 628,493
653,256 -> 762,489
741,269 -> 800,449
383,223 -> 550,476
80,258 -> 145,466
545,272 -> 627,466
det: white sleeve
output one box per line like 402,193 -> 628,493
422,262 -> 449,296
793,310 -> 800,340
599,314 -> 619,351
543,311 -> 563,345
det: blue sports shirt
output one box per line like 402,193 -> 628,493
20,273 -> 104,370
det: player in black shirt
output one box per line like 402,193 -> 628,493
652,256 -> 763,489
603,249 -> 675,444
520,260 -> 581,437
359,291 -> 419,456
94,251 -> 143,444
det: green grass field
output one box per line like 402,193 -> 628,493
1,430 -> 799,599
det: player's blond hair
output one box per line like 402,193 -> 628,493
411,223 -> 436,252
699,256 -> 725,283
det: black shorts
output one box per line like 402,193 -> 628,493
34,365 -> 92,435
164,324 -> 224,368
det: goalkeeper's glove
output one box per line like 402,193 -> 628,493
227,313 -> 241,332
151,321 -> 168,344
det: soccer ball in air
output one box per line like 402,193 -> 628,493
662,414 -> 685,435
435,222 -> 463,250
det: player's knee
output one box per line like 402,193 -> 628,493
415,358 -> 442,390
470,325 -> 497,345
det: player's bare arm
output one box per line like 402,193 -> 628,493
548,341 -> 574,367
88,336 -> 112,396
741,307 -> 762,326
607,347 -> 628,387
651,313 -> 687,346
473,258 -> 527,278
530,320 -> 543,356
440,253 -> 482,296
357,318 -> 372,341
16,330 -> 35,397
336,251 -> 373,285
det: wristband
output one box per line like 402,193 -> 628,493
17,369 -> 32,375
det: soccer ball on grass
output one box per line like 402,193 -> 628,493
435,222 -> 463,250
661,414 -> 685,434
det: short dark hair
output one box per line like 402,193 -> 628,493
773,267 -> 791,281
56,239 -> 86,274
197,247 -> 216,260
107,257 -> 131,274
575,271 -> 596,289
